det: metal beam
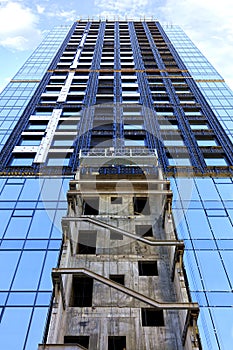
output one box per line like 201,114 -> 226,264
62,216 -> 183,247
52,267 -> 199,311
67,189 -> 172,195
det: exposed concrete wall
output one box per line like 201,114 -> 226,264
42,173 -> 200,350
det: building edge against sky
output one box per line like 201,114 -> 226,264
0,20 -> 232,350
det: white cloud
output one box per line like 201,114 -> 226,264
46,9 -> 76,22
159,0 -> 233,90
95,0 -> 151,18
0,1 -> 42,50
0,2 -> 37,34
36,4 -> 45,14
0,77 -> 11,94
0,36 -> 28,50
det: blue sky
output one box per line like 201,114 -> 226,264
0,0 -> 232,91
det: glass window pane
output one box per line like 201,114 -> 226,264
24,240 -> 48,250
186,209 -> 213,238
220,252 -> 233,286
52,139 -> 74,146
19,179 -> 43,200
125,139 -> 145,146
40,178 -> 63,201
209,217 -> 233,239
207,292 -> 233,306
217,184 -> 233,201
51,210 -> 65,238
168,157 -> 191,166
0,251 -> 20,289
12,251 -> 45,290
197,139 -> 218,146
24,307 -> 48,350
164,140 -> 185,146
175,178 -> 199,201
0,210 -> 13,238
197,308 -> 219,350
192,239 -> 216,250
28,210 -> 54,238
124,124 -> 143,130
4,217 -> 31,239
205,158 -> 228,166
10,157 -> 34,166
0,292 -> 7,305
211,308 -> 233,350
13,209 -> 34,216
184,251 -> 203,290
0,185 -> 22,200
196,251 -> 230,290
0,308 -> 32,350
7,292 -> 35,306
172,209 -> 190,239
36,292 -> 51,306
39,251 -> 59,290
195,179 -> 221,201
206,209 -> 227,216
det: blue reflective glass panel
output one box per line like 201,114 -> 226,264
209,217 -> 233,239
195,179 -> 221,201
12,251 -> 45,290
19,179 -> 43,200
28,210 -> 54,238
220,252 -> 233,286
186,209 -> 213,238
0,184 -> 22,200
0,251 -> 20,289
7,292 -> 36,306
39,251 -> 59,290
24,308 -> 48,350
0,307 -> 32,350
196,251 -> 230,290
4,217 -> 31,239
36,292 -> 51,306
0,210 -> 13,238
211,308 -> 233,350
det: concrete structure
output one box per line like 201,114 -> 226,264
0,20 -> 233,350
38,161 -> 200,349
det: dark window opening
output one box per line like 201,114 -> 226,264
109,274 -> 125,285
110,231 -> 123,240
138,261 -> 158,276
96,96 -> 113,104
108,336 -> 126,350
141,308 -> 164,326
111,197 -> 123,204
64,336 -> 89,348
133,197 -> 150,215
90,136 -> 113,148
83,198 -> 99,215
71,277 -> 93,307
97,87 -> 114,94
77,230 -> 97,254
136,225 -> 153,237
92,123 -> 113,131
19,136 -> 42,146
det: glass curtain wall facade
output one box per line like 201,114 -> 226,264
163,25 -> 233,350
0,20 -> 232,350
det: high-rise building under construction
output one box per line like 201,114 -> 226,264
0,20 -> 233,350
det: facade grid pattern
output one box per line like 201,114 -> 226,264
0,20 -> 232,350
0,26 -> 71,153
